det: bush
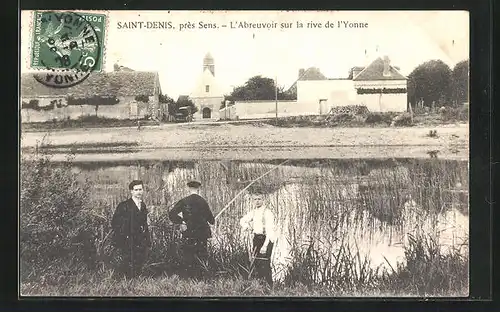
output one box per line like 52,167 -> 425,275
329,105 -> 370,116
67,96 -> 119,106
135,95 -> 150,103
142,212 -> 184,277
392,113 -> 413,127
76,115 -> 120,123
22,99 -> 40,110
329,113 -> 354,123
440,106 -> 469,122
365,112 -> 394,125
20,151 -> 99,282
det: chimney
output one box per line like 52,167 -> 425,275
383,56 -> 391,77
298,68 -> 305,80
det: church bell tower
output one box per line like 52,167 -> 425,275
203,53 -> 215,76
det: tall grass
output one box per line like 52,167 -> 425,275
20,154 -> 469,296
380,233 -> 469,296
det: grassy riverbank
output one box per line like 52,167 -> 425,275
21,262 -> 468,297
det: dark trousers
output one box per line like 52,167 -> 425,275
250,234 -> 274,287
115,245 -> 148,279
181,238 -> 208,279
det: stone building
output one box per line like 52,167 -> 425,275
20,66 -> 162,123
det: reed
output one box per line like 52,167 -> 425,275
20,155 -> 469,296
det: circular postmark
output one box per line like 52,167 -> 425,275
32,11 -> 101,88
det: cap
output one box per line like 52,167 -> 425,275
187,180 -> 202,188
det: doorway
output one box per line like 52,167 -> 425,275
319,99 -> 328,114
202,107 -> 211,119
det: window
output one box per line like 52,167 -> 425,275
205,85 -> 210,93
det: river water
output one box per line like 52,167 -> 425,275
69,158 -> 469,283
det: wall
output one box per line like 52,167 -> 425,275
297,80 -> 358,112
20,95 -> 149,123
224,100 -> 317,120
147,94 -> 160,119
219,105 -> 236,120
356,94 -> 408,112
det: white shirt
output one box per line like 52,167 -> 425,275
132,197 -> 142,210
240,207 -> 276,243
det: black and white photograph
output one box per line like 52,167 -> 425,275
19,10 -> 470,297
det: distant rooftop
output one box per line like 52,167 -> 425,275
353,56 -> 407,81
21,70 -> 160,98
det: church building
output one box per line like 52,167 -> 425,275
189,53 -> 224,120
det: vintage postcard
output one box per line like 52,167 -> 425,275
19,10 -> 470,297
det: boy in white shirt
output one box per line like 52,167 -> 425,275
239,193 -> 276,287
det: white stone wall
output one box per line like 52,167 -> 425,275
20,95 -> 149,123
297,80 -> 358,112
225,100 -> 316,120
356,94 -> 408,112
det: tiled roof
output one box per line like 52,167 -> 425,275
353,57 -> 407,81
298,67 -> 327,81
21,71 -> 160,98
287,67 -> 327,92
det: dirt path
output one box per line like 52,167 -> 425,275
20,123 -> 469,161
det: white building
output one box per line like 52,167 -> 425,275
297,56 -> 408,113
190,53 -> 224,120
296,79 -> 357,114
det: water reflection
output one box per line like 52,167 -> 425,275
71,158 -> 469,282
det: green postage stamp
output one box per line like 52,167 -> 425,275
30,11 -> 106,73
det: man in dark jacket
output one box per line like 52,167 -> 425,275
169,180 -> 214,279
111,180 -> 151,278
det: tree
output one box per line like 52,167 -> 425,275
279,87 -> 297,100
451,59 -> 469,106
135,95 -> 150,103
230,76 -> 276,101
159,94 -> 175,104
176,96 -> 198,114
159,94 -> 176,116
407,60 -> 453,107
220,95 -> 235,109
229,75 -> 297,101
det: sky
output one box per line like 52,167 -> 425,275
21,10 -> 469,100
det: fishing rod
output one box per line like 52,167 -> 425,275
146,158 -> 290,234
214,159 -> 290,220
